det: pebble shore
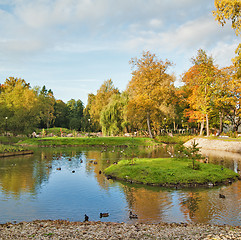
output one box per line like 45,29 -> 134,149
0,220 -> 241,239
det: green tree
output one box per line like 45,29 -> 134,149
127,51 -> 175,138
88,79 -> 119,131
100,92 -> 129,136
37,85 -> 56,129
67,99 -> 84,130
54,100 -> 69,128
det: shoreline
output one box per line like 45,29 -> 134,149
0,150 -> 34,158
1,220 -> 241,239
184,137 -> 241,153
105,174 -> 238,188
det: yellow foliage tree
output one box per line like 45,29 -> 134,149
0,77 -> 39,134
182,49 -> 218,136
127,51 -> 175,138
213,0 -> 241,75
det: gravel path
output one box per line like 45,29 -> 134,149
0,220 -> 241,239
184,138 -> 241,153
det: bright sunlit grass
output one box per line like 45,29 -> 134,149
104,158 -> 238,186
18,136 -> 159,147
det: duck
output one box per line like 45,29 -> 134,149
84,214 -> 89,222
129,211 -> 138,219
100,213 -> 109,218
72,170 -> 75,173
56,167 -> 61,171
219,194 -> 225,199
204,156 -> 209,163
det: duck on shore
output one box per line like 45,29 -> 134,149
84,214 -> 89,221
129,211 -> 138,219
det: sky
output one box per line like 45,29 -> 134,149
0,0 -> 239,105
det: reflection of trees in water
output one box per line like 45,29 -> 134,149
0,152 -> 51,198
84,146 -> 168,192
178,180 -> 241,225
180,192 -> 201,219
122,184 -> 171,222
200,149 -> 241,172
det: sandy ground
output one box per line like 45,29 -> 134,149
184,137 -> 241,153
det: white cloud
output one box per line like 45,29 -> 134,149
0,0 -> 239,105
211,40 -> 239,67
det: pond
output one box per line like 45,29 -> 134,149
0,145 -> 241,226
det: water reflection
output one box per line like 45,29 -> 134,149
0,154 -> 50,197
201,149 -> 241,173
0,146 -> 241,225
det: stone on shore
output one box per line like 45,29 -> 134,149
0,220 -> 241,239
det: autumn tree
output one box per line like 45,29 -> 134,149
182,49 -> 219,136
213,0 -> 241,76
88,79 -> 119,131
0,77 -> 40,134
218,65 -> 241,131
127,51 -> 175,138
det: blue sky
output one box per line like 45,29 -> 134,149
0,0 -> 239,105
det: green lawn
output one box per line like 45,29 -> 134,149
104,158 -> 238,187
155,135 -> 194,144
18,136 -> 159,147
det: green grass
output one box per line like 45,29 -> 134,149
155,135 -> 194,144
0,136 -> 28,144
18,136 -> 159,147
39,127 -> 74,136
0,144 -> 27,153
104,158 -> 238,187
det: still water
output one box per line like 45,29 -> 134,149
0,146 -> 241,225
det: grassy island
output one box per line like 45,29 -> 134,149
104,158 -> 239,187
0,144 -> 33,157
18,136 -> 159,147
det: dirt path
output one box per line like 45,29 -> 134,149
184,137 -> 241,153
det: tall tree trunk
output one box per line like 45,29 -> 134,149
219,110 -> 223,133
200,119 -> 204,136
206,113 -> 209,136
146,112 -> 153,138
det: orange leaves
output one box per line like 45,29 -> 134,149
127,51 -> 175,134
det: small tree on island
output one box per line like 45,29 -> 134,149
175,140 -> 203,170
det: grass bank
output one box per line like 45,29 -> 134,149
0,144 -> 29,154
18,136 -> 159,147
155,135 -> 194,144
104,158 -> 238,187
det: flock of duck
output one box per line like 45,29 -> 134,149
84,211 -> 138,222
47,156 -> 98,173
46,153 -> 226,221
